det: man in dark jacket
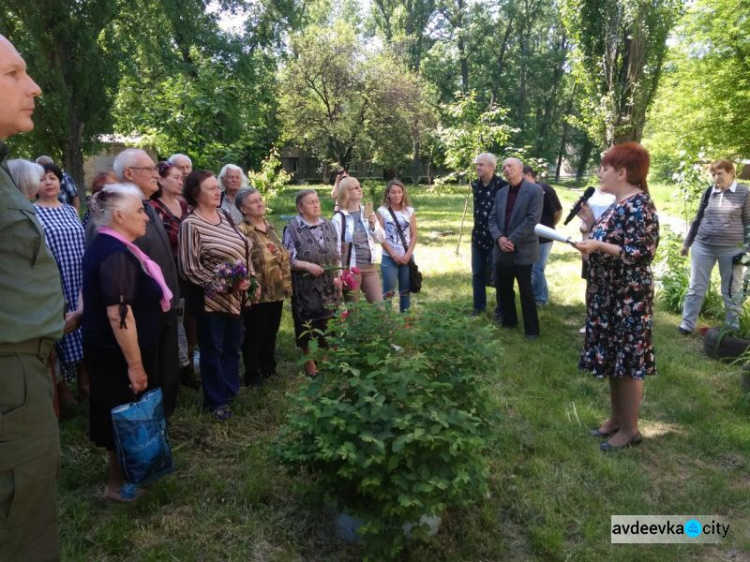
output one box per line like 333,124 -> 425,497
523,165 -> 562,306
489,158 -> 544,339
111,148 -> 181,418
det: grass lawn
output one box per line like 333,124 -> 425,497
59,183 -> 749,561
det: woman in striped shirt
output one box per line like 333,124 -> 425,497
178,170 -> 256,420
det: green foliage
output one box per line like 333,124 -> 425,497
435,90 -> 517,183
734,306 -> 750,341
247,148 -> 292,212
669,152 -> 711,225
1,0 -> 125,184
644,0 -> 750,167
112,0 -> 290,170
561,0 -> 681,146
654,233 -> 722,317
276,302 -> 497,559
278,22 -> 428,175
278,22 -> 367,169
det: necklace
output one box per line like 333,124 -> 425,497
195,208 -> 221,225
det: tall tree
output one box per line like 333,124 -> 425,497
0,1 -> 125,191
278,23 -> 368,168
278,22 -> 428,173
561,0 -> 681,147
644,0 -> 750,168
113,0 -> 298,169
368,0 -> 435,72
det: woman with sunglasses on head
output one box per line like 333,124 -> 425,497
150,162 -> 200,390
331,176 -> 385,303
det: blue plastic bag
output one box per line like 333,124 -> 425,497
111,388 -> 174,488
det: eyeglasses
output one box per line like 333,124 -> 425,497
129,166 -> 157,173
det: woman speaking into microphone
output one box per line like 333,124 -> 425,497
573,142 -> 659,452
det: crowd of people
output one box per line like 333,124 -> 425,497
2,31 -> 748,561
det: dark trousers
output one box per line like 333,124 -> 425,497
242,301 -> 283,386
0,351 -> 60,561
156,309 -> 180,419
197,313 -> 242,411
471,244 -> 500,315
495,262 -> 539,336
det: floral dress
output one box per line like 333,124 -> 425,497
579,192 -> 659,380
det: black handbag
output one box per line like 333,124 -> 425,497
387,207 -> 422,293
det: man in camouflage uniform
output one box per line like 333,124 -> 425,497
0,34 -> 66,561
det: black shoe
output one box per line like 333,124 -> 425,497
181,366 -> 201,389
589,427 -> 619,438
244,377 -> 264,388
677,327 -> 692,335
599,432 -> 643,452
471,310 -> 484,317
525,334 -> 539,341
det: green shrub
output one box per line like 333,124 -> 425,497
247,148 -> 291,212
655,233 -> 722,317
275,302 -> 498,559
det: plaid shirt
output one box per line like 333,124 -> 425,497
58,172 -> 78,205
150,198 -> 188,258
472,175 -> 508,250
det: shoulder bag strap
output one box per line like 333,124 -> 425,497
692,186 -> 714,230
387,206 -> 409,253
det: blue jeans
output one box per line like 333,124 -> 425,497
680,241 -> 744,332
381,254 -> 411,312
197,313 -> 242,411
532,241 -> 553,305
471,244 -> 500,314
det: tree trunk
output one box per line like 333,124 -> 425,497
412,137 -> 421,185
576,137 -> 594,182
458,35 -> 469,92
555,84 -> 577,183
555,121 -> 570,183
63,108 -> 86,201
535,33 -> 568,155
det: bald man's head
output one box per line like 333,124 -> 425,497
0,35 -> 42,140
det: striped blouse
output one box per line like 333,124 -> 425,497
178,211 -> 253,315
688,182 -> 750,249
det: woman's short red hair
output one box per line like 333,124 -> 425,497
601,142 -> 651,193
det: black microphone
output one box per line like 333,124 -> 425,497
563,187 -> 596,225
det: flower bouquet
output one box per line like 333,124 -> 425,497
339,267 -> 360,296
207,260 -> 258,297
